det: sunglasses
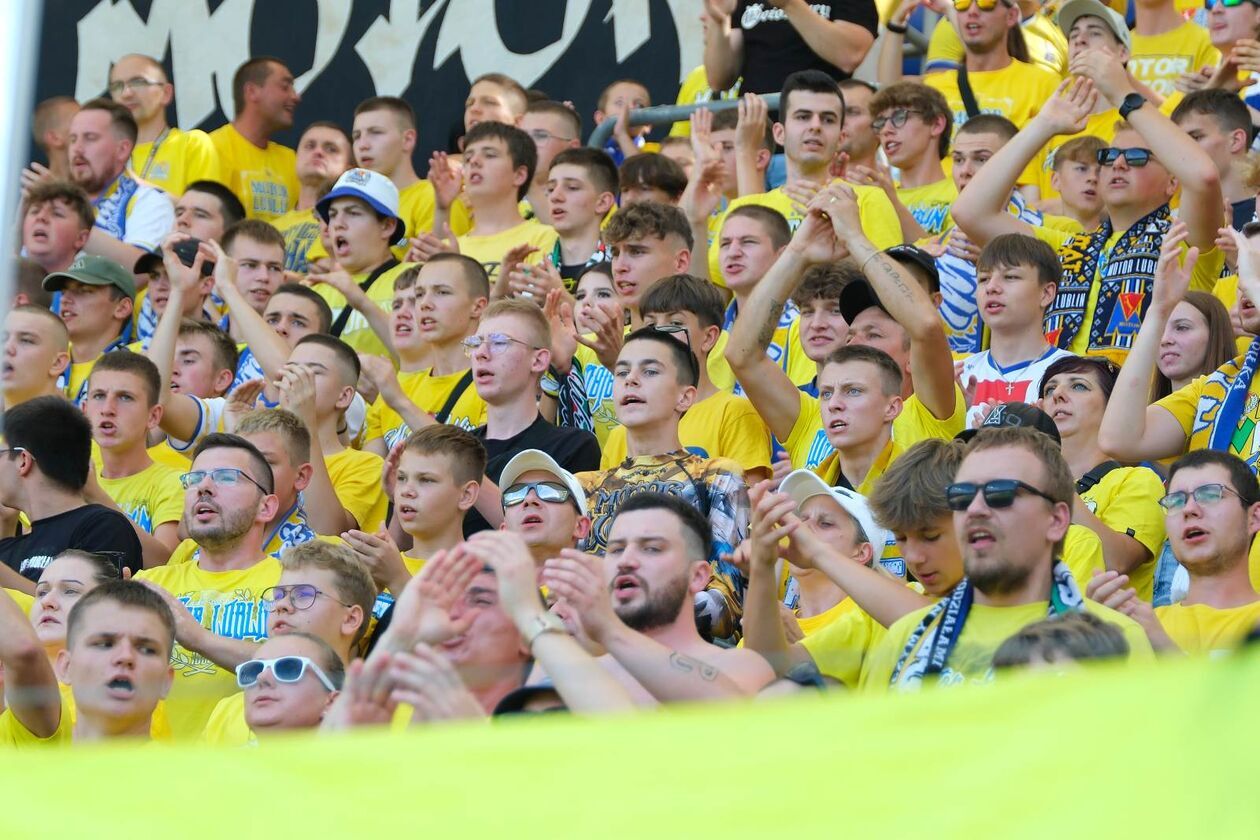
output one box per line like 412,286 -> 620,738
502,480 -> 575,508
945,479 -> 1059,512
872,108 -> 923,132
262,584 -> 352,611
1096,147 -> 1154,167
954,0 -> 1006,10
236,655 -> 338,692
179,467 -> 269,493
1158,482 -> 1244,512
1205,0 -> 1260,8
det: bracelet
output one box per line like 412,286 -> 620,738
886,21 -> 908,34
859,249 -> 882,274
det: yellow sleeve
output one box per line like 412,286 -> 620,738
800,607 -> 880,687
717,398 -> 773,474
1061,524 -> 1106,591
329,452 -> 388,532
183,129 -> 223,186
0,695 -> 70,747
854,185 -> 905,249
858,610 -> 924,691
1031,224 -> 1073,251
152,475 -> 185,528
5,587 -> 34,614
784,390 -> 821,464
1153,375 -> 1208,437
1188,246 -> 1224,293
1083,601 -> 1156,661
199,693 -> 252,747
1090,468 -> 1168,558
449,199 -> 474,237
600,426 -> 629,470
364,396 -> 387,446
924,17 -> 964,72
1196,40 -> 1222,74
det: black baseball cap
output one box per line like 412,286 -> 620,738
838,246 -> 941,324
886,244 -> 940,294
955,401 -> 1062,446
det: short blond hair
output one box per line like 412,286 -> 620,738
279,542 -> 377,644
237,408 -> 311,466
482,298 -> 551,349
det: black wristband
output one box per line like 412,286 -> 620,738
886,20 -> 908,34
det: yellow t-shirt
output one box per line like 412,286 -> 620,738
135,557 -> 281,740
364,366 -> 488,452
783,385 -> 966,470
131,127 -> 222,197
457,219 -> 558,283
860,598 -> 1154,691
708,184 -> 903,286
96,460 -> 184,535
0,683 -> 171,746
795,595 -> 861,637
1154,352 -> 1260,465
326,447 -> 388,532
149,439 -> 191,471
811,439 -> 907,575
1032,226 -> 1223,363
801,603 -> 889,688
1080,466 -> 1167,602
599,390 -> 772,474
5,586 -> 34,614
1062,524 -> 1106,592
669,65 -> 742,137
1155,600 -> 1260,655
313,261 -> 415,357
208,124 -> 298,222
271,207 -> 322,274
896,178 -> 957,237
1129,22 -> 1221,100
199,690 -> 253,747
924,60 -> 1060,187
925,12 -> 1068,77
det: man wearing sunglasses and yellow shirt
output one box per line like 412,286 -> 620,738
860,425 -> 1152,691
951,50 -> 1225,365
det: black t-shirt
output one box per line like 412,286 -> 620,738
0,504 -> 144,582
1232,196 -> 1256,231
735,1 -> 879,94
464,414 -> 601,535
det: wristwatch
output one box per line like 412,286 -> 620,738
1118,92 -> 1147,121
522,612 -> 567,649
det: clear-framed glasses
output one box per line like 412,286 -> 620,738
527,128 -> 574,145
107,77 -> 162,96
461,332 -> 539,357
179,468 -> 269,494
261,584 -> 352,611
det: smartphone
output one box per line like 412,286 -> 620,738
173,238 -> 215,277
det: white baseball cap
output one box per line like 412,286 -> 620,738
1057,0 -> 1132,53
315,168 -> 406,243
499,449 -> 588,517
778,469 -> 891,560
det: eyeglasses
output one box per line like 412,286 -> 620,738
107,77 -> 162,95
945,479 -> 1059,512
262,584 -> 352,611
0,446 -> 27,459
651,322 -> 693,349
1158,483 -> 1244,512
1205,0 -> 1260,9
236,656 -> 338,692
954,0 -> 1006,11
871,108 -> 923,131
461,333 -> 539,356
179,468 -> 270,494
527,128 -> 575,145
503,481 -> 575,508
1097,147 -> 1154,168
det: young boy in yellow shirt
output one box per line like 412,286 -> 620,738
344,424 -> 484,596
360,255 -> 489,457
83,351 -> 183,566
353,96 -> 439,252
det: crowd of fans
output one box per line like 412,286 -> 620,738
5,0 -> 1260,747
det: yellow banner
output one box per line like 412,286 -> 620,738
3,651 -> 1259,836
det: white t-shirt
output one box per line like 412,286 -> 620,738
124,185 -> 176,252
960,346 -> 1072,428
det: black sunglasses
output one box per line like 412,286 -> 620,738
1096,147 -> 1153,168
946,479 -> 1059,511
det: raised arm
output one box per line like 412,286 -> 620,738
138,580 -> 259,671
306,263 -> 399,364
275,364 -> 358,534
724,212 -> 844,440
1097,223 -> 1198,461
783,0 -> 875,75
1073,48 -> 1224,249
543,549 -> 773,701
207,240 -> 294,382
465,532 -> 636,715
0,589 -> 61,739
154,234 -> 210,442
702,0 -> 743,92
876,0 -> 918,86
952,78 -> 1098,246
734,94 -> 772,198
821,183 -> 956,420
